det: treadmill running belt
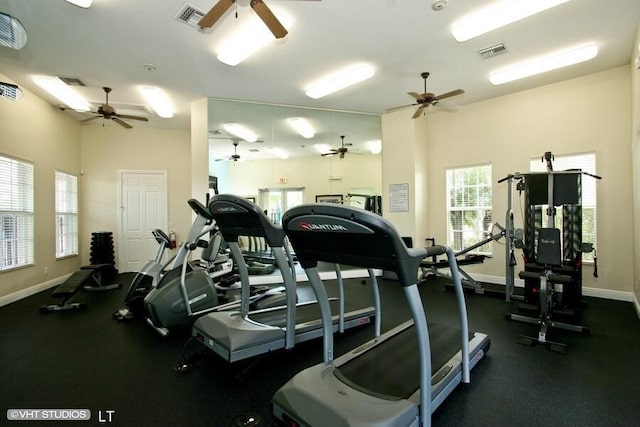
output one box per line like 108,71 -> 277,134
249,299 -> 367,328
334,322 -> 461,400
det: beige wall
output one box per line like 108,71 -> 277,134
79,125 -> 192,268
0,74 -> 82,299
382,66 -> 634,295
632,21 -> 640,306
212,153 -> 382,203
3,60 -> 639,303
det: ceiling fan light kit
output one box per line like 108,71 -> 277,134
33,75 -> 91,112
451,0 -> 570,42
305,63 -> 375,99
489,43 -> 598,85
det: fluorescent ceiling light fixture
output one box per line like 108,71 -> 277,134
217,10 -> 292,66
287,117 -> 315,139
267,147 -> 289,159
33,75 -> 90,111
314,143 -> 331,154
305,63 -> 375,99
451,0 -> 570,42
368,139 -> 382,154
489,43 -> 597,85
140,86 -> 174,118
0,12 -> 28,50
65,0 -> 92,8
223,122 -> 258,142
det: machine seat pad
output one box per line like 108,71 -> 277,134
51,270 -> 94,298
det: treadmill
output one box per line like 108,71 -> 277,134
191,195 -> 380,363
272,203 -> 490,427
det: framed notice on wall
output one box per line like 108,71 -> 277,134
389,183 -> 409,212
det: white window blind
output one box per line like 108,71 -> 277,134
0,155 -> 34,271
55,170 -> 78,258
530,152 -> 597,259
446,164 -> 493,254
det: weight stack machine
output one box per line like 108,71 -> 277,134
521,169 -> 584,314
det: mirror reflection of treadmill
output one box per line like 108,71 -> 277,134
272,203 -> 490,427
191,195 -> 380,363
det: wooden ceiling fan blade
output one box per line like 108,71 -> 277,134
117,114 -> 149,122
113,117 -> 133,129
251,0 -> 288,39
386,104 -> 417,113
434,89 -> 465,101
198,0 -> 235,29
412,105 -> 427,119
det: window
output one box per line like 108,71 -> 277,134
446,164 -> 492,254
259,188 -> 304,224
530,152 -> 597,260
55,170 -> 78,258
0,155 -> 34,271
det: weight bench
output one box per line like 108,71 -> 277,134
419,250 -> 488,294
80,263 -> 121,291
39,264 -> 121,313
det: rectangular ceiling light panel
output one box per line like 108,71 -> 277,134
451,0 -> 570,42
305,63 -> 375,99
33,75 -> 91,111
140,86 -> 174,118
489,43 -> 597,85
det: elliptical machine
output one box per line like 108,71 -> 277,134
113,229 -> 178,321
143,198 -> 287,336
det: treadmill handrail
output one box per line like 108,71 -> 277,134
281,203 -> 471,427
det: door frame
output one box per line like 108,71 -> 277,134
117,169 -> 168,272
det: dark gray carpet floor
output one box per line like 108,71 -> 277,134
1,272 -> 639,426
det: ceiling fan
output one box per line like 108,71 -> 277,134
80,87 -> 149,129
198,0 -> 319,39
215,140 -> 242,162
322,135 -> 351,159
393,72 -> 465,119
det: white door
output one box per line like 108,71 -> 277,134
118,170 -> 167,272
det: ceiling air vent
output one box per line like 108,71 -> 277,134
478,43 -> 507,59
57,76 -> 86,86
176,4 -> 205,28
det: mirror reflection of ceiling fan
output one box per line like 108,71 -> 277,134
198,0 -> 320,39
321,135 -> 352,159
390,72 -> 465,119
215,139 -> 243,162
80,87 -> 149,129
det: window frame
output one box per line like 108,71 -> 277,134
0,154 -> 34,272
445,163 -> 493,254
55,169 -> 79,259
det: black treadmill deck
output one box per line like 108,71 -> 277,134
334,322 -> 464,400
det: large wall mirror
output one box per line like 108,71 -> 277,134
208,99 -> 382,220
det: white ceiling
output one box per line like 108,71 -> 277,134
1,0 -> 640,159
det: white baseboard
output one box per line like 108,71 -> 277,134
456,272 -> 635,302
0,274 -> 71,308
634,293 -> 640,319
